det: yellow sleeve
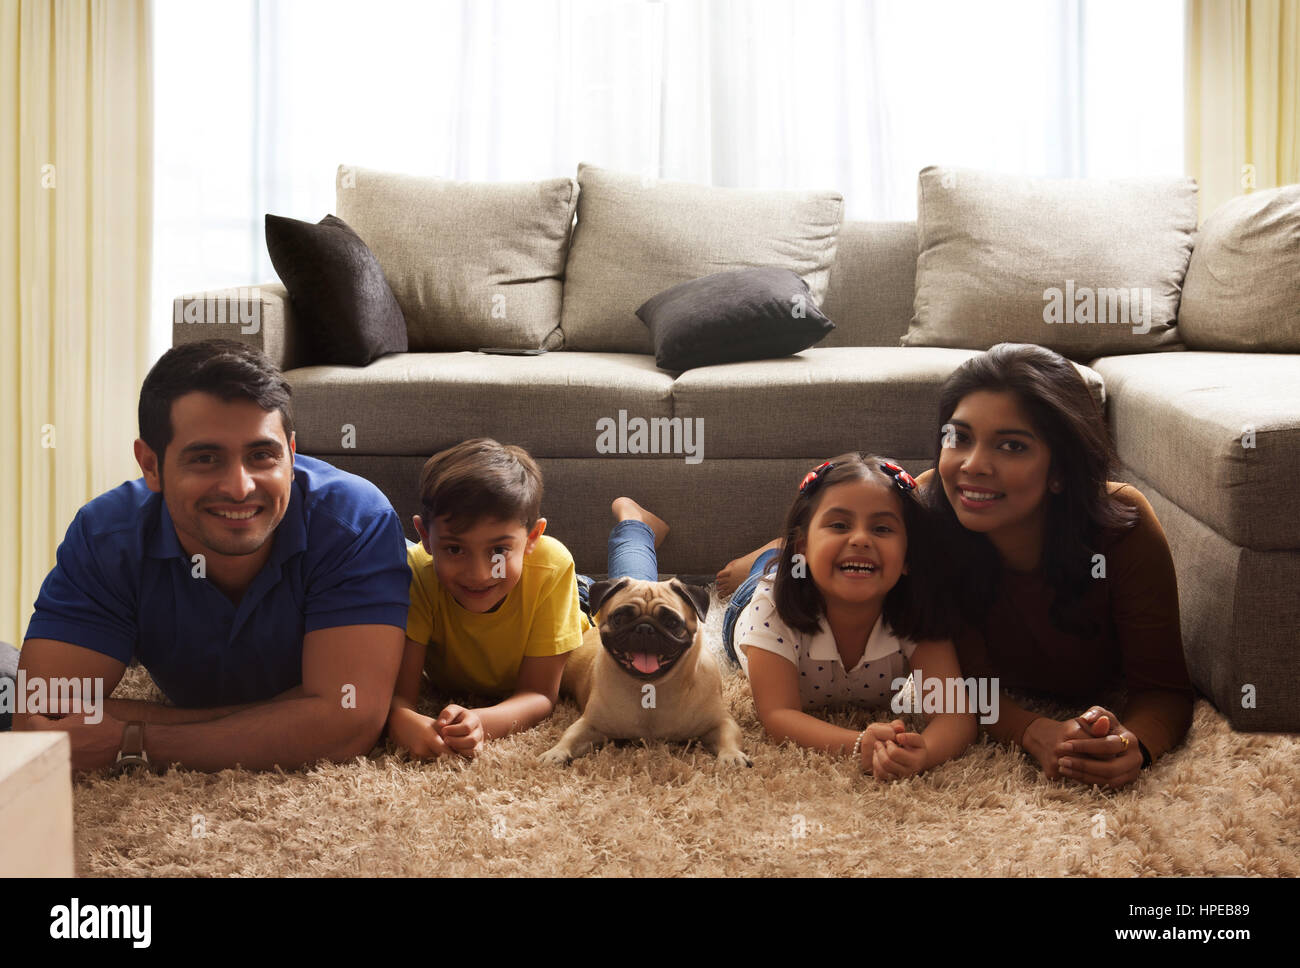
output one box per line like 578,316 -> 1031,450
522,546 -> 584,658
405,544 -> 434,645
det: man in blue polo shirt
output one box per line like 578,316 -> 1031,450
12,339 -> 410,772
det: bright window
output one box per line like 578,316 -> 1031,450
152,0 -> 1184,360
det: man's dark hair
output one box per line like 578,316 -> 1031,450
138,339 -> 294,464
419,438 -> 543,534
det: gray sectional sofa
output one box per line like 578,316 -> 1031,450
173,164 -> 1300,732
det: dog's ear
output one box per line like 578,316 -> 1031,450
669,579 -> 709,622
588,577 -> 631,619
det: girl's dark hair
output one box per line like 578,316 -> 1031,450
923,342 -> 1137,637
139,338 -> 294,465
770,452 -> 956,642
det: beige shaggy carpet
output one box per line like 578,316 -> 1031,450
74,589 -> 1300,877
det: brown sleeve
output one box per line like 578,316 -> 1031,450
1106,484 -> 1195,760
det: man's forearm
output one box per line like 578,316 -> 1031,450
106,698 -> 261,725
105,686 -> 307,726
146,695 -> 381,772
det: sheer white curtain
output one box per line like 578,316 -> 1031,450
3,0 -> 153,650
152,0 -> 1184,358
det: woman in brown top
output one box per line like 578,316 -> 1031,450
917,342 -> 1194,788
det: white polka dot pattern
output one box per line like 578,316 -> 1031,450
735,578 -> 918,711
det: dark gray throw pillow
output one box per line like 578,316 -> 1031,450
635,267 -> 835,371
265,213 -> 407,366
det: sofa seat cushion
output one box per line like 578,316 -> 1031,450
669,347 -> 986,460
286,352 -> 675,459
1091,352 -> 1300,550
671,346 -> 1108,462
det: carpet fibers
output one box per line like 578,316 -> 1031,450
74,590 -> 1300,877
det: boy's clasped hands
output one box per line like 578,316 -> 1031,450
390,704 -> 486,760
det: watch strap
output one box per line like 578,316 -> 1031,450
120,721 -> 146,757
114,721 -> 150,772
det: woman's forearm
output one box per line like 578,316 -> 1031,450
982,691 -> 1042,749
1123,689 -> 1193,760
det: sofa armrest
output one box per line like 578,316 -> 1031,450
172,282 -> 304,371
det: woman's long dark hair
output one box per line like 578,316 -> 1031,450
771,452 -> 956,642
923,342 -> 1137,637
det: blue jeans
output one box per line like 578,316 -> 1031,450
0,641 -> 19,731
721,548 -> 781,665
577,519 -> 658,620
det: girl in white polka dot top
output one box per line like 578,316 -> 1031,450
718,452 -> 976,779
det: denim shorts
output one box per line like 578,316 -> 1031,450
577,518 -> 659,622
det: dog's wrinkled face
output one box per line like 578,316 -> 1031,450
589,578 -> 710,681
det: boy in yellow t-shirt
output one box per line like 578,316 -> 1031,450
387,437 -> 668,760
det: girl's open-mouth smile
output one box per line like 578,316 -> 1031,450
836,557 -> 879,577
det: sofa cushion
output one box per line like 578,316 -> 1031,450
1180,184 -> 1300,352
286,352 -> 675,459
561,163 -> 844,353
264,213 -> 408,366
636,267 -> 835,371
819,221 -> 917,348
671,347 -> 1107,461
665,348 -> 982,460
905,166 -> 1196,359
335,165 -> 578,352
1091,352 -> 1300,550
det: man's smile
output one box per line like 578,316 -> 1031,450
203,504 -> 267,525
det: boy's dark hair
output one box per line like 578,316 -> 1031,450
771,452 -> 955,642
138,339 -> 294,465
419,438 -> 543,534
923,342 -> 1138,638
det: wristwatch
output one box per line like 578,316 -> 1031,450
113,721 -> 152,774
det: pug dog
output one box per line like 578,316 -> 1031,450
539,577 -> 751,767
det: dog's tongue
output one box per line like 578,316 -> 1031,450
631,652 -> 661,674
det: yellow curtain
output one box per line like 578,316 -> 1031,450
1186,0 -> 1300,221
0,0 -> 152,649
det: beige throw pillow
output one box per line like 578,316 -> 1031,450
1180,184 -> 1300,352
560,163 -> 844,353
905,166 -> 1197,359
335,165 -> 578,352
